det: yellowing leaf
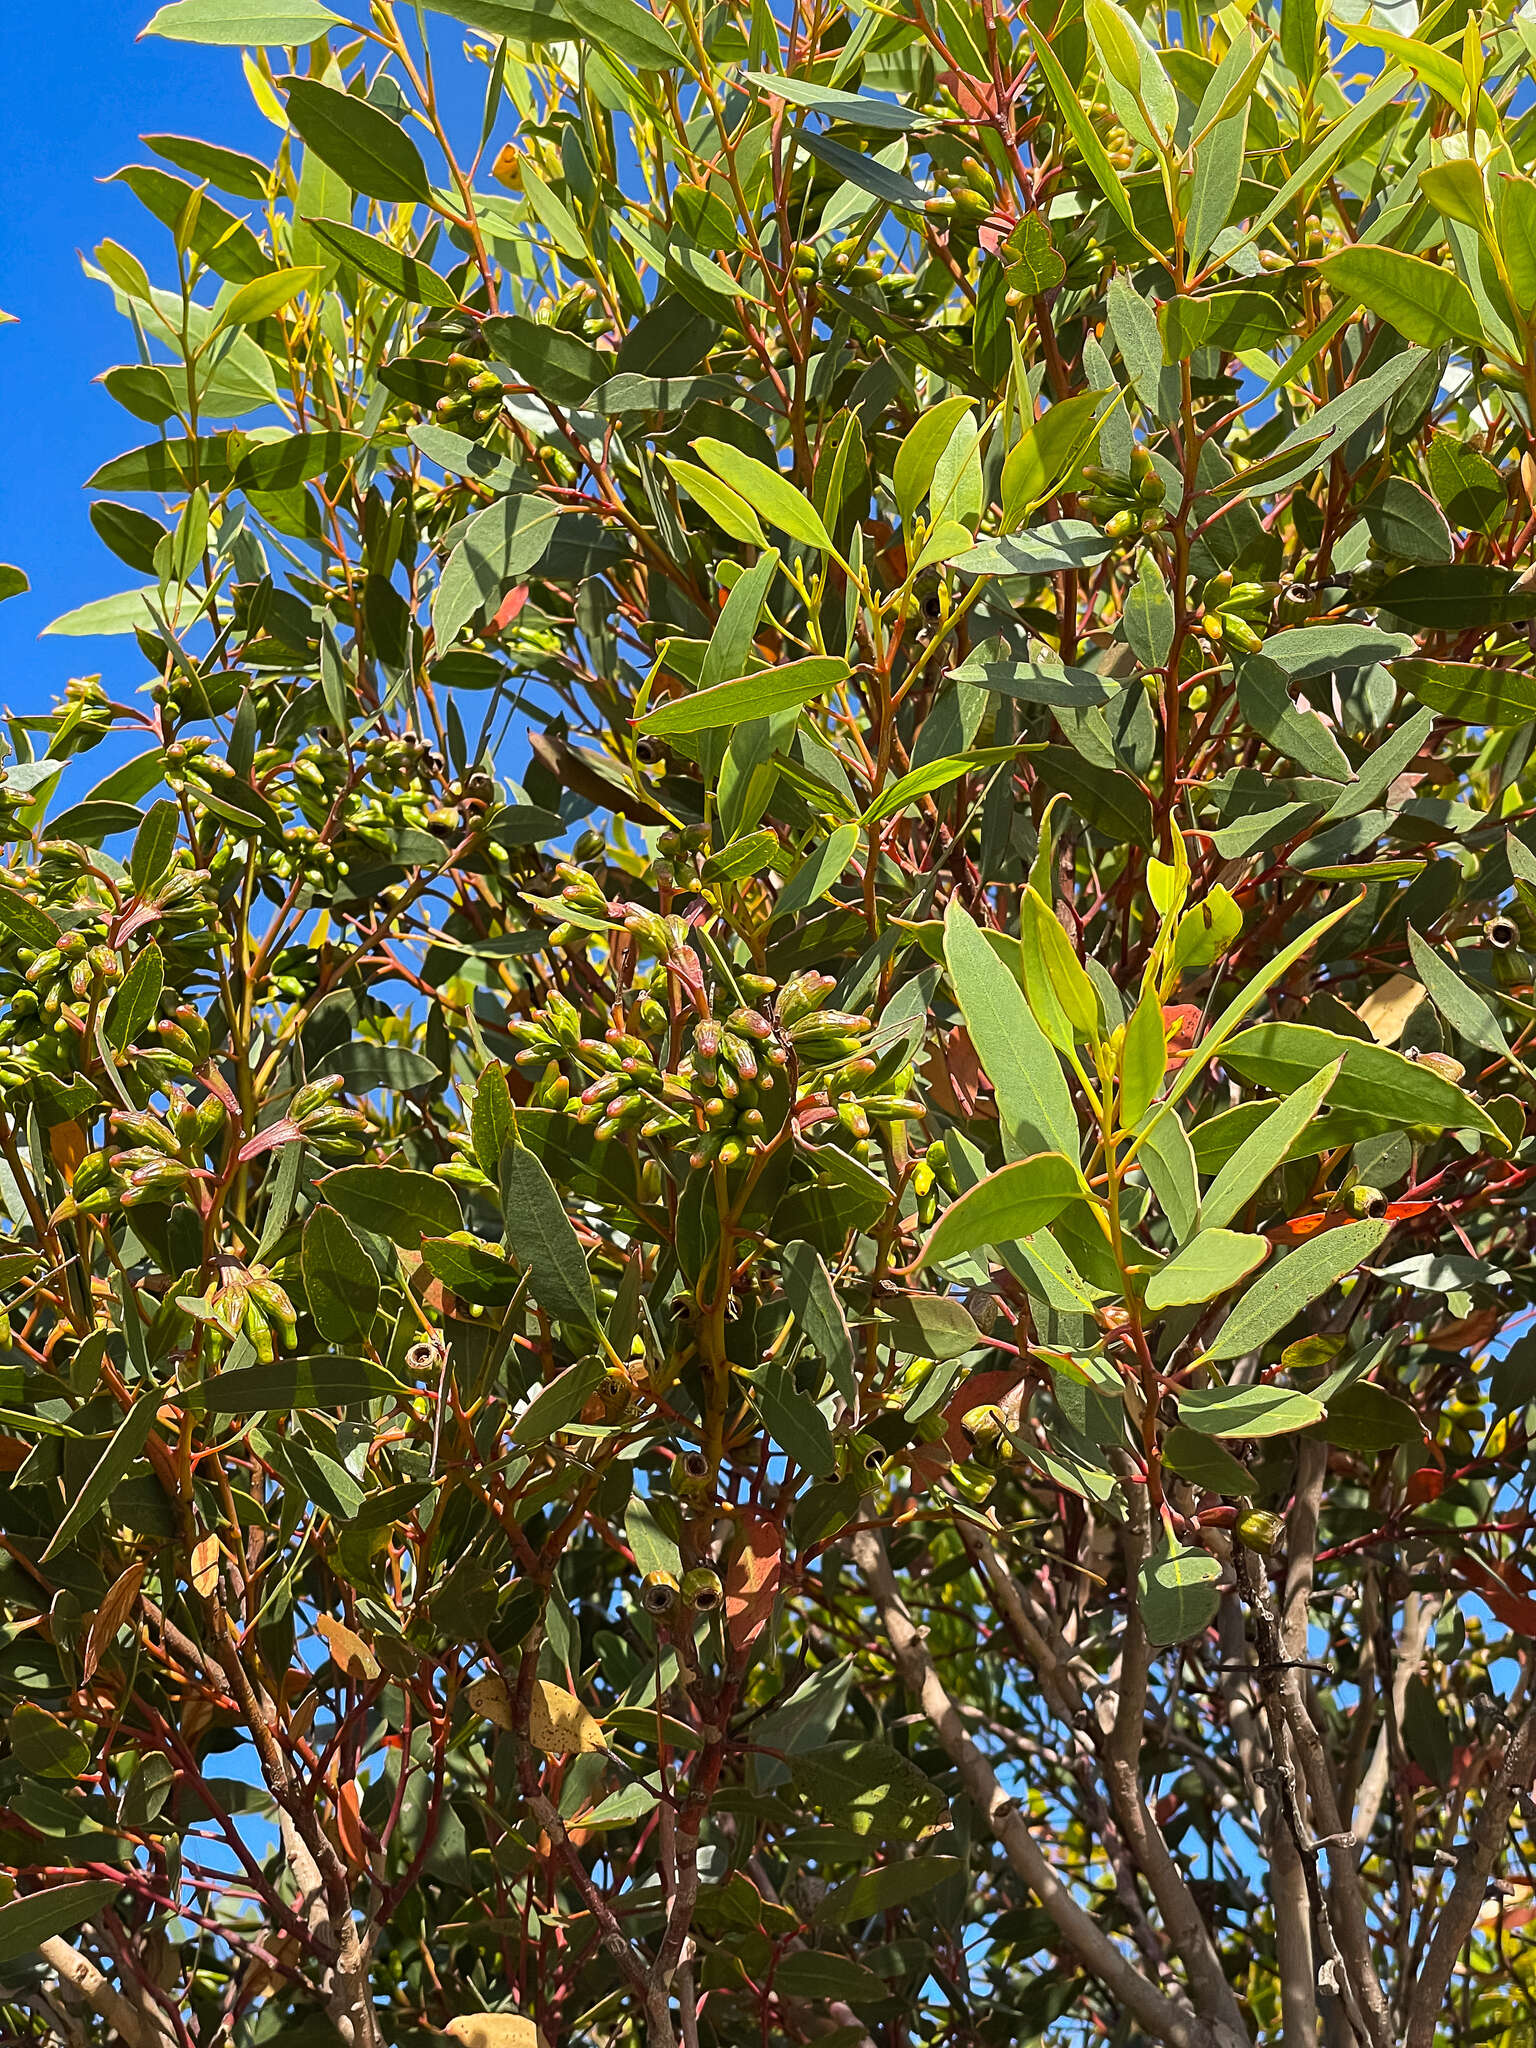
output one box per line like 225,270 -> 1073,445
465,1673 -> 516,1730
190,1534 -> 221,1597
445,2018 -> 550,2048
314,1614 -> 380,1683
527,1678 -> 606,1756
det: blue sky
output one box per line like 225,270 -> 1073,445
0,3 -> 282,715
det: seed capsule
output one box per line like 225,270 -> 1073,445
641,1569 -> 679,1616
679,1566 -> 723,1612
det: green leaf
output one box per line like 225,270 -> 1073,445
1424,433 -> 1505,535
1137,1531 -> 1222,1645
1407,926 -> 1511,1058
626,1494 -> 683,1576
500,1139 -> 599,1333
1376,566 -> 1536,630
300,217 -> 458,305
1177,1383 -> 1328,1436
434,494 -> 563,647
922,1153 -> 1082,1265
302,1207 -> 379,1341
1361,477 -> 1453,564
774,1952 -> 891,2001
196,1356 -> 405,1412
42,1397 -> 160,1559
142,132 -> 272,200
1493,174 -> 1536,320
884,1294 -> 978,1359
108,166 -> 267,283
814,1856 -> 961,1925
638,656 -> 849,737
283,79 -> 432,204
212,265 -> 319,332
1020,888 -> 1102,1049
1022,10 -> 1136,229
943,901 -> 1077,1159
143,0 -> 342,37
483,312 -> 607,406
893,396 -> 975,531
1220,1023 -> 1501,1139
0,1881 -> 122,1963
1396,657 -> 1536,727
782,1241 -> 855,1403
789,1741 -> 949,1841
1203,1219 -> 1390,1363
323,1163 -> 463,1246
1201,1058 -> 1341,1228
1119,989 -> 1166,1130
664,457 -> 767,547
1321,246 -> 1484,349
130,801 -> 179,895
1160,1425 -> 1251,1493
107,943 -> 164,1056
1310,1380 -> 1422,1453
1003,213 -> 1066,294
1144,1229 -> 1269,1312
862,750 -> 1009,828
701,829 -> 780,883
1136,1104 -> 1200,1242
512,1354 -> 606,1444
0,885 -> 61,952
558,0 -> 685,66
951,522 -> 1111,577
1123,551 -> 1174,669
1034,747 -> 1155,848
1001,391 -> 1108,527
742,71 -> 925,130
0,565 -> 29,604
692,437 -> 834,552
1236,655 -> 1354,781
747,1357 -> 836,1475
1160,286 -> 1286,364
773,821 -> 859,923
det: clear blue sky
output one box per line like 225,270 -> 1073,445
0,3 -> 283,716
0,2 -> 495,737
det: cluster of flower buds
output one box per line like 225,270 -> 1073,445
200,1258 -> 298,1364
433,353 -> 511,439
62,1087 -> 228,1221
1195,571 -> 1279,656
1083,448 -> 1167,543
0,923 -> 123,1079
652,823 -> 712,886
486,947 -> 920,1184
639,1565 -> 723,1617
542,856 -> 612,951
924,153 -> 999,228
909,1136 -> 959,1231
959,1403 -> 1014,1472
1083,101 -> 1135,172
287,1075 -> 374,1160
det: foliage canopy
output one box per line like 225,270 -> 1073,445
4,1 -> 1536,2045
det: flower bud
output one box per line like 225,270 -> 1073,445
1236,1509 -> 1283,1553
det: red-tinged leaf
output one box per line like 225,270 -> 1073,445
726,1510 -> 782,1651
490,585 -> 529,632
1161,1004 -> 1203,1072
238,1118 -> 302,1162
1405,1465 -> 1445,1507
